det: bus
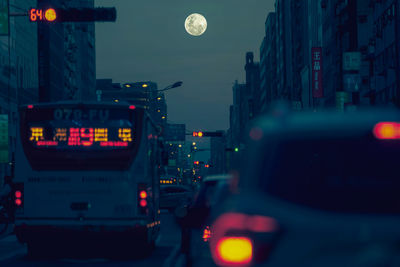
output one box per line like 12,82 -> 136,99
13,101 -> 162,256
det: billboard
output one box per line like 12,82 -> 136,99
312,47 -> 323,98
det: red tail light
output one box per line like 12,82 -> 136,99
15,198 -> 22,206
373,122 -> 400,139
139,190 -> 147,199
15,191 -> 22,198
216,237 -> 253,265
129,105 -> 136,110
210,212 -> 280,266
14,190 -> 23,207
27,104 -> 34,109
139,199 -> 147,207
138,185 -> 148,213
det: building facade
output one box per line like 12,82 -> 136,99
370,0 -> 399,106
210,131 -> 227,175
38,0 -> 96,102
63,0 -> 96,101
260,12 -> 277,111
0,0 -> 39,184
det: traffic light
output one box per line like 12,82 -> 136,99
28,7 -> 117,23
234,147 -> 239,152
193,131 -> 204,137
192,131 -> 223,137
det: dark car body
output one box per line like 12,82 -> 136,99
184,175 -> 232,265
205,110 -> 400,267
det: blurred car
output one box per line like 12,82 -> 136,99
181,174 -> 232,265
205,110 -> 400,267
159,185 -> 192,212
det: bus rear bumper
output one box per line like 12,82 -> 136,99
14,219 -> 160,244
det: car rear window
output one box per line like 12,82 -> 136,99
161,186 -> 189,194
261,137 -> 400,214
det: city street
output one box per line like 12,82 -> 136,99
0,211 -> 182,267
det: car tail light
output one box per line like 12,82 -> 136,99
203,226 -> 212,242
373,122 -> 400,139
210,212 -> 280,266
138,184 -> 148,214
216,237 -> 253,265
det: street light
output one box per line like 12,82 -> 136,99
157,81 -> 183,92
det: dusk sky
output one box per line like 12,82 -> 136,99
95,0 -> 274,133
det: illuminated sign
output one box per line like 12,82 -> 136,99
312,47 -> 323,98
29,127 -> 132,149
29,8 -> 57,22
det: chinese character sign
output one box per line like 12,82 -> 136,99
312,47 -> 323,98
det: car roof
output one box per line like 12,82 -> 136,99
249,108 -> 400,143
241,108 -> 400,189
160,184 -> 191,189
203,174 -> 232,183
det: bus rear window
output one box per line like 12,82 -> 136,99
20,105 -> 143,170
261,138 -> 400,214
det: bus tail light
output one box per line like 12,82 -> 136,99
138,184 -> 148,214
13,183 -> 24,210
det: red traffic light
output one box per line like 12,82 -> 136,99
193,131 -> 204,137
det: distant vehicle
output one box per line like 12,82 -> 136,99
207,110 -> 400,267
14,102 -> 162,257
160,185 -> 192,212
187,174 -> 232,228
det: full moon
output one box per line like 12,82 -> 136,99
185,13 -> 207,36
